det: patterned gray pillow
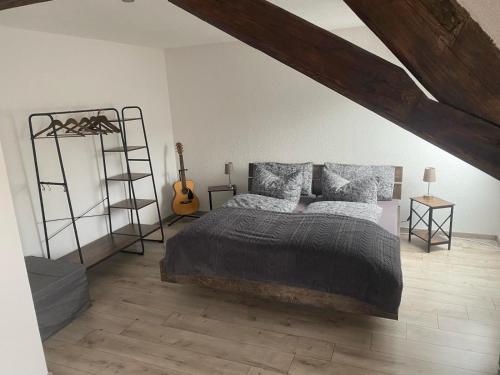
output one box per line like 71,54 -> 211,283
222,194 -> 297,213
325,163 -> 395,201
254,162 -> 313,196
322,168 -> 378,204
322,171 -> 350,192
251,166 -> 303,202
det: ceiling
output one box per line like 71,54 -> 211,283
458,0 -> 500,45
0,0 -> 363,48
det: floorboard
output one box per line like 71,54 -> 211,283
44,222 -> 500,374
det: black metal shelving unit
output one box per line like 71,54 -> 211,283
29,106 -> 164,268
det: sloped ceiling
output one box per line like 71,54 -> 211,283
458,0 -> 500,45
0,0 -> 362,48
344,0 -> 500,128
164,0 -> 500,178
0,0 -> 497,49
1,0 -> 499,178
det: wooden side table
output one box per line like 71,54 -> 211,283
208,184 -> 237,210
409,196 -> 455,252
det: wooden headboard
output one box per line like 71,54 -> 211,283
248,164 -> 403,200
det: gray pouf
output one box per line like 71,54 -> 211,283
25,256 -> 90,341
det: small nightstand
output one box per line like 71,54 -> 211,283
208,184 -> 237,210
409,196 -> 455,252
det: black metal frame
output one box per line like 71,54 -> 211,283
408,198 -> 454,252
121,106 -> 165,245
29,106 -> 164,265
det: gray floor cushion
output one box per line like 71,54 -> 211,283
25,256 -> 90,341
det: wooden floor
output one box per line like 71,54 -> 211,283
45,221 -> 500,375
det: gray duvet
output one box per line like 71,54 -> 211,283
164,207 -> 402,314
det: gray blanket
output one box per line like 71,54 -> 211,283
164,207 -> 402,314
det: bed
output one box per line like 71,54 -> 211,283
161,163 -> 403,319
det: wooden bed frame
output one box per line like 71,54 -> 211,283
161,164 -> 403,320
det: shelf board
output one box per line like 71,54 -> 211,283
59,234 -> 140,269
113,223 -> 161,237
109,199 -> 155,210
104,146 -> 146,153
411,229 -> 450,245
107,173 -> 151,182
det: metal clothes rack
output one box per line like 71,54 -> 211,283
29,106 -> 164,268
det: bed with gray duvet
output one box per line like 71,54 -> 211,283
161,162 -> 403,318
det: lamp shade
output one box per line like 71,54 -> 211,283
423,167 -> 436,183
225,162 -> 233,175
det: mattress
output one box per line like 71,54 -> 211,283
378,200 -> 400,236
25,256 -> 90,341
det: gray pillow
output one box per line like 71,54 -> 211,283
253,162 -> 313,196
252,166 -> 303,202
223,194 -> 297,213
325,162 -> 395,201
322,168 -> 378,204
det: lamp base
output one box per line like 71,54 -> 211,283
424,182 -> 433,198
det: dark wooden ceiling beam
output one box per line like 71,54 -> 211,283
344,0 -> 500,127
168,0 -> 500,180
0,0 -> 50,11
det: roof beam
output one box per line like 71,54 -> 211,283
0,0 -> 50,11
344,0 -> 500,127
169,0 -> 500,180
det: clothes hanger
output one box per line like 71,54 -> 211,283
90,115 -> 120,133
38,119 -> 81,138
93,111 -> 120,133
78,117 -> 100,135
88,116 -> 109,134
33,115 -> 119,138
99,116 -> 121,133
64,118 -> 83,133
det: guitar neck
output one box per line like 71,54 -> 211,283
179,153 -> 187,190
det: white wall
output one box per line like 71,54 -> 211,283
0,142 -> 47,375
165,26 -> 500,236
0,26 -> 178,258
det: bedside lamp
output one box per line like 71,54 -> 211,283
423,167 -> 436,197
225,162 -> 233,188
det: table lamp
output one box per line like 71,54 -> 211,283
423,167 -> 436,197
225,162 -> 233,188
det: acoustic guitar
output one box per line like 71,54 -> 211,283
172,142 -> 200,216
